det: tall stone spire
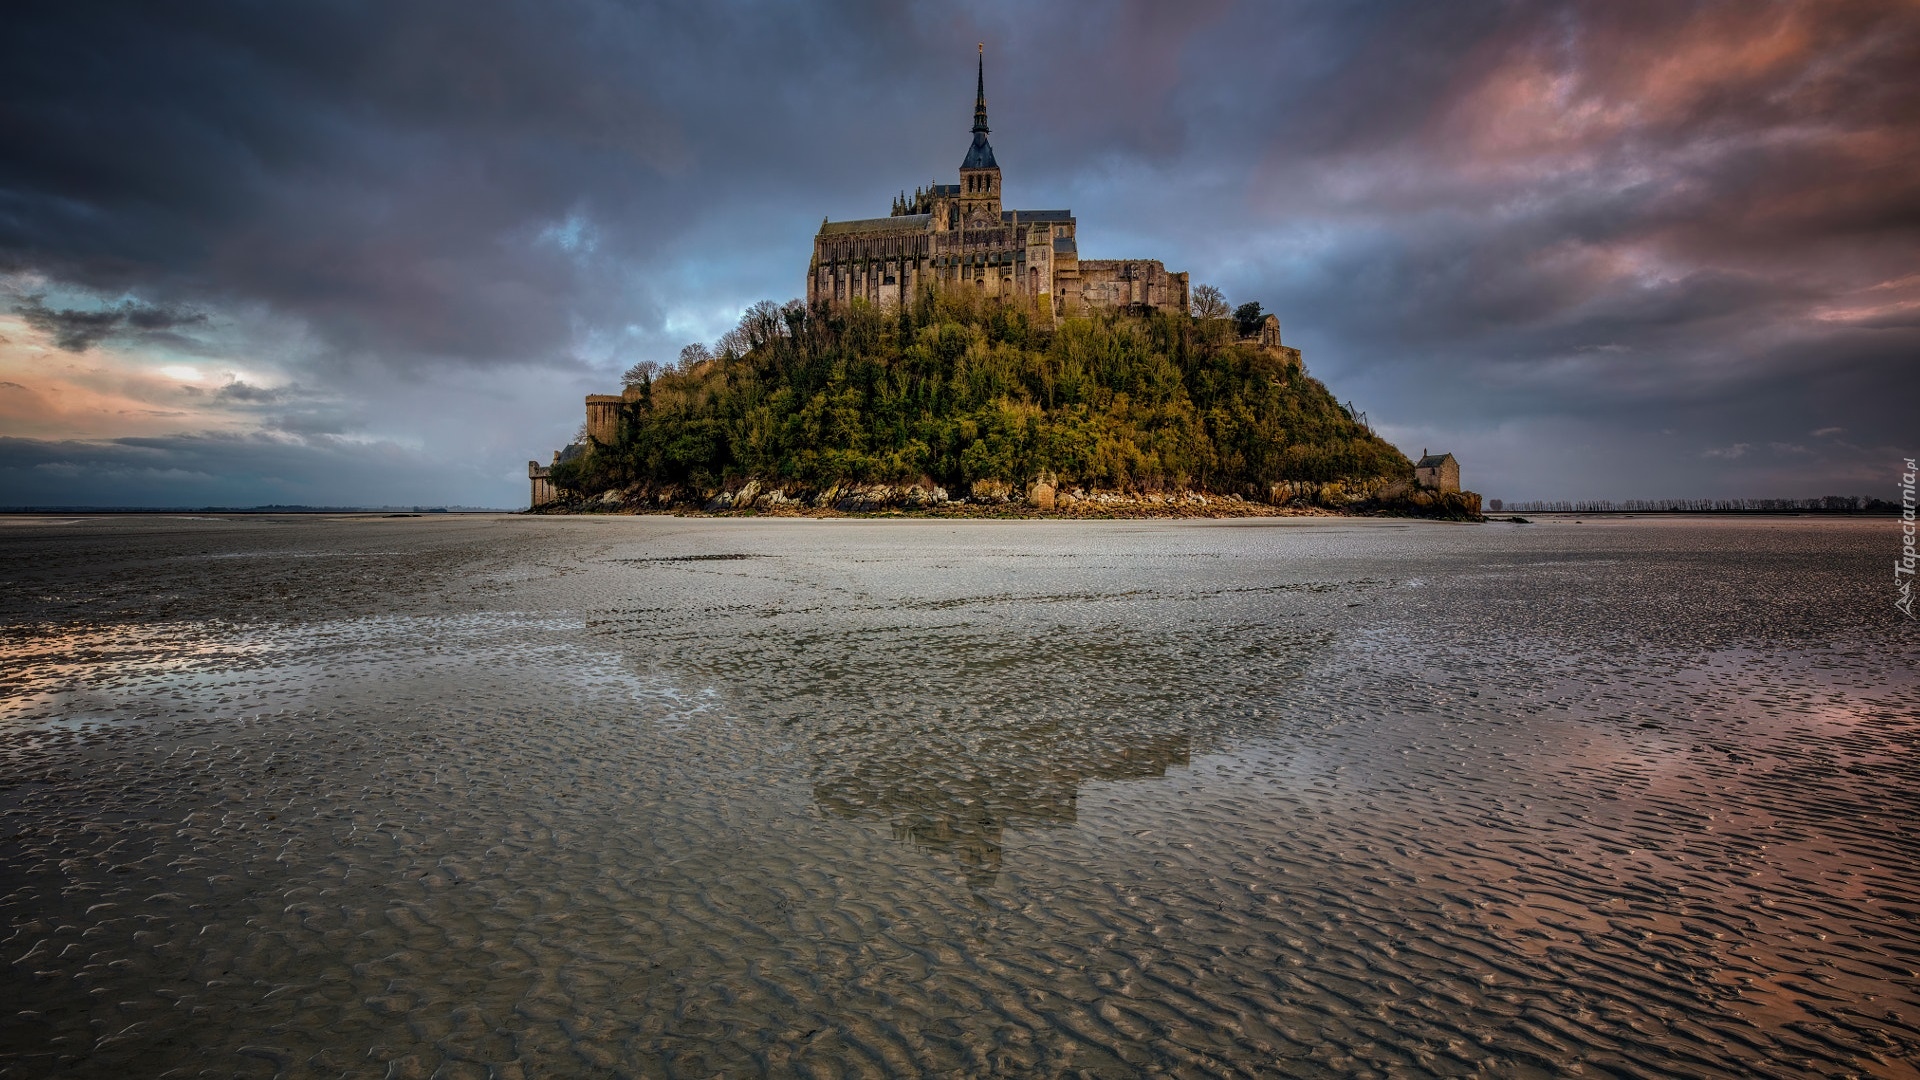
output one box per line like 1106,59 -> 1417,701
973,43 -> 989,135
961,44 -> 998,171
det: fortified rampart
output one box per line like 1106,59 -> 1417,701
584,395 -> 625,446
1073,261 -> 1189,314
528,453 -> 558,507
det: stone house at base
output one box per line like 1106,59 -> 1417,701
1415,451 -> 1460,494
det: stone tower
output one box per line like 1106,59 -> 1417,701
956,44 -> 1001,229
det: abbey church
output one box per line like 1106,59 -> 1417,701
807,47 -> 1188,317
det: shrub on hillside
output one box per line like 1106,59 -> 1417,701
551,290 -> 1410,498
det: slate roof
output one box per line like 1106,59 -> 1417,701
1416,453 -> 1457,469
1006,209 -> 1072,222
962,132 -> 998,170
818,214 -> 930,236
1053,236 -> 1077,256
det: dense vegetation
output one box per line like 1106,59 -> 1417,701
552,290 -> 1410,497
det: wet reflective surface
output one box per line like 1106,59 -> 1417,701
1,513 -> 1915,1077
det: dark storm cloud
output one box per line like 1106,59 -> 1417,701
213,380 -> 284,404
1186,1 -> 1920,497
0,0 -> 1913,505
14,295 -> 208,352
4,0 -> 966,366
0,0 -> 1282,368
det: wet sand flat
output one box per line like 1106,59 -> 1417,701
1,513 -> 1915,1078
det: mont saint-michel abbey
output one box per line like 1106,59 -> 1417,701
808,48 -> 1188,318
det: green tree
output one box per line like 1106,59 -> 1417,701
554,296 -> 1409,499
1232,301 -> 1264,338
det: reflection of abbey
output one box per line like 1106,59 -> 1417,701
807,47 -> 1188,317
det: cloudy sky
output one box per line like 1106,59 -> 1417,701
2,0 -> 1914,507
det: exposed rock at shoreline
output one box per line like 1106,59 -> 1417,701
533,475 -> 1483,522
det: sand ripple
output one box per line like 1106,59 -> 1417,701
0,513 -> 1914,1077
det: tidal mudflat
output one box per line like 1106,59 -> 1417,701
0,513 -> 1914,1078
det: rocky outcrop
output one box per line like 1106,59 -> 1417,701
1350,486 -> 1482,521
1263,477 -> 1483,521
530,472 -> 1481,521
1027,470 -> 1057,510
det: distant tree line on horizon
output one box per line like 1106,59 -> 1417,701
1493,496 -> 1901,513
550,287 -> 1408,498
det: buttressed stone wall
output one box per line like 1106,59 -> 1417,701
1071,261 -> 1189,316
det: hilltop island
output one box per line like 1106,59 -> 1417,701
530,291 -> 1481,521
530,47 -> 1480,522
